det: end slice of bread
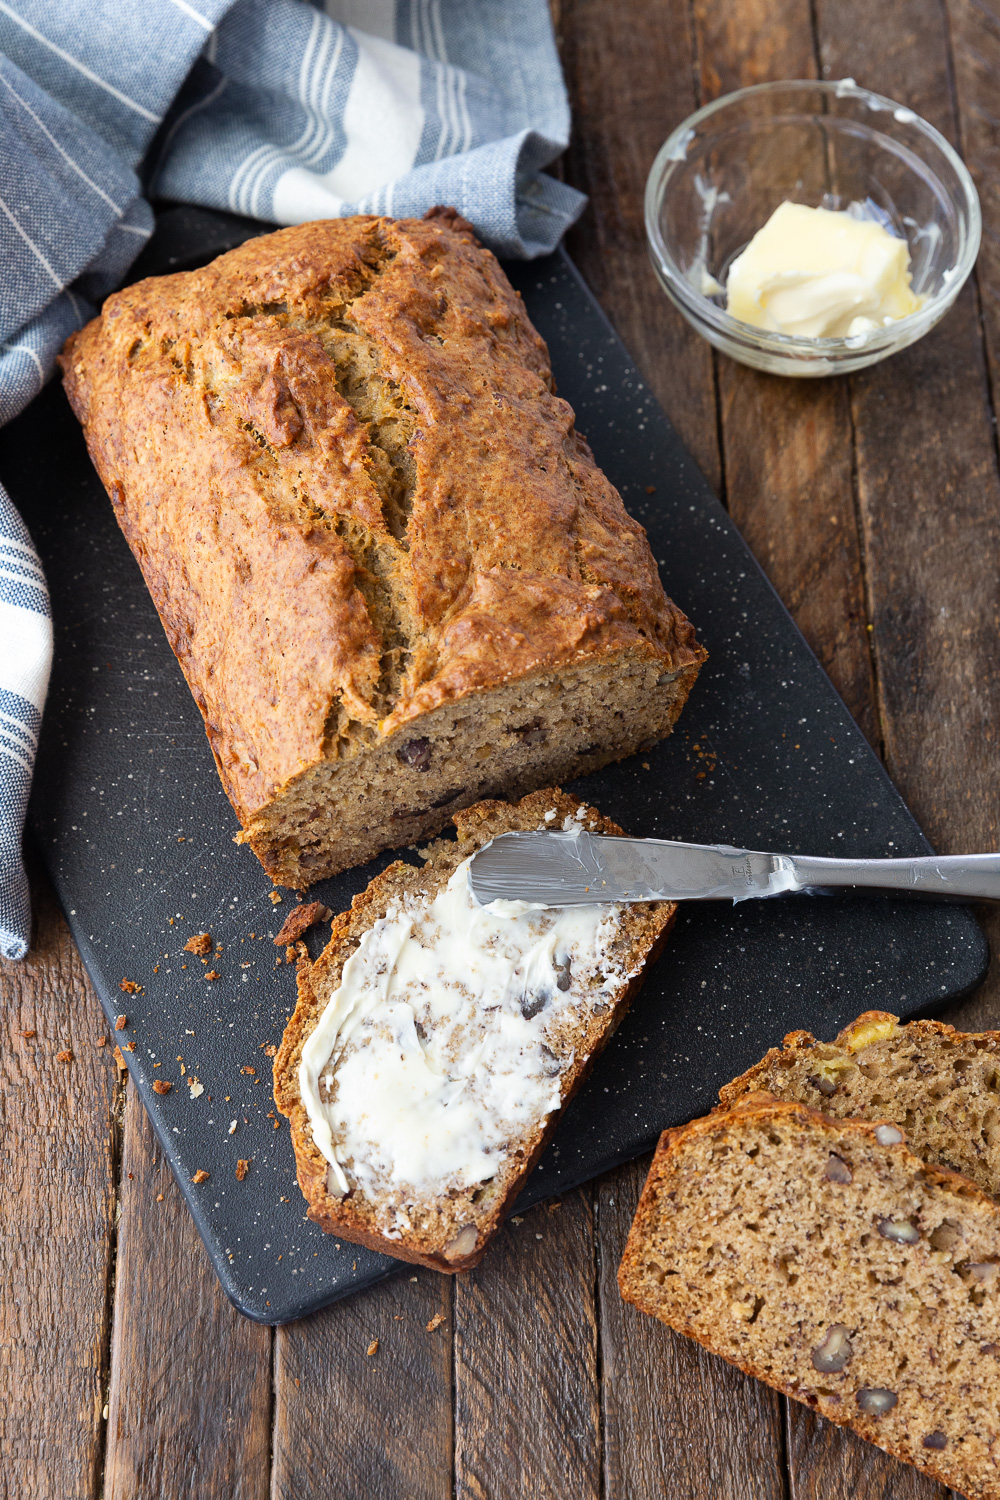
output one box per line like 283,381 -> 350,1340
719,1011 -> 1000,1199
274,788 -> 675,1272
619,1097 -> 1000,1499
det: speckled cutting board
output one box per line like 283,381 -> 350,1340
0,207 -> 986,1324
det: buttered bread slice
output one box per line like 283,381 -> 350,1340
274,789 -> 675,1272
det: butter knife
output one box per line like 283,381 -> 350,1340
468,830 -> 1000,907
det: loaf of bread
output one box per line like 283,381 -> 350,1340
59,210 -> 704,888
720,1010 -> 1000,1198
619,1095 -> 1000,1499
273,788 -> 676,1272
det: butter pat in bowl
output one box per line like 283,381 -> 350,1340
645,80 -> 980,377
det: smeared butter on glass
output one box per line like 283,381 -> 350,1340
726,201 -> 924,339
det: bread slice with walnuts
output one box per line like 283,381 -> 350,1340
273,788 -> 676,1273
619,1095 -> 1000,1499
719,1011 -> 1000,1199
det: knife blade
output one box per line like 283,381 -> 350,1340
466,830 -> 1000,907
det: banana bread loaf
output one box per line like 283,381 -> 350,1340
274,788 -> 676,1272
619,1096 -> 1000,1499
60,210 -> 704,887
720,1010 -> 1000,1198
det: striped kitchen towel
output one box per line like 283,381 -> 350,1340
0,0 -> 585,959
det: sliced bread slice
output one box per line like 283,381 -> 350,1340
273,788 -> 675,1273
719,1011 -> 1000,1198
619,1096 -> 1000,1500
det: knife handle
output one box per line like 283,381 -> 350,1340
785,852 -> 1000,901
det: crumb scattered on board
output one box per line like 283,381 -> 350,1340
183,932 -> 212,955
366,1339 -> 379,1357
114,1015 -> 127,1031
191,1169 -> 210,1184
426,1313 -> 444,1333
119,978 -> 139,994
236,1159 -> 250,1181
273,901 -> 332,947
152,1079 -> 172,1095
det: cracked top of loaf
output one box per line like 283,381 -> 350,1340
60,210 -> 702,821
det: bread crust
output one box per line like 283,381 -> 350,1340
60,212 -> 704,884
274,788 -> 676,1272
620,1097 -> 1000,1499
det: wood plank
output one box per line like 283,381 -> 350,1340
0,860 -> 118,1500
272,1266 -> 452,1500
554,0 -> 723,494
946,0 -> 1000,1037
453,1187 -> 600,1500
555,7 -> 793,1496
598,1158 -> 787,1500
814,0 -> 1000,884
949,0 -> 1000,395
694,0 -> 880,742
102,1087 -> 271,1500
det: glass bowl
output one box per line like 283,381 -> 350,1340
645,79 -> 981,377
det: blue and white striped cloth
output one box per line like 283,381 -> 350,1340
0,0 -> 585,960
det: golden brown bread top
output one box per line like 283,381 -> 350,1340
60,212 -> 702,821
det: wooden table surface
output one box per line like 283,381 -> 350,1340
5,2 -> 1000,1496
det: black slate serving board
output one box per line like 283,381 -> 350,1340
0,208 -> 987,1324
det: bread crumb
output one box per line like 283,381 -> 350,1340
18,1028 -> 36,1039
366,1339 -> 378,1357
546,1200 -> 563,1212
183,932 -> 212,955
204,970 -> 220,982
123,1042 -> 135,1052
229,1120 -> 237,1135
119,978 -> 139,993
113,1045 -> 127,1071
426,1313 -> 444,1332
188,1079 -> 204,1099
115,1015 -> 127,1031
260,1043 -> 277,1057
241,1066 -> 256,1076
56,1049 -> 73,1063
273,901 -> 331,947
409,1276 -> 418,1282
642,761 -> 650,771
269,891 -> 282,905
236,1159 -> 250,1181
285,946 -> 297,963
646,484 -> 657,494
156,1193 -> 164,1202
95,1036 -> 107,1047
511,1216 -> 524,1225
191,1169 -> 210,1184
152,1079 -> 172,1095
